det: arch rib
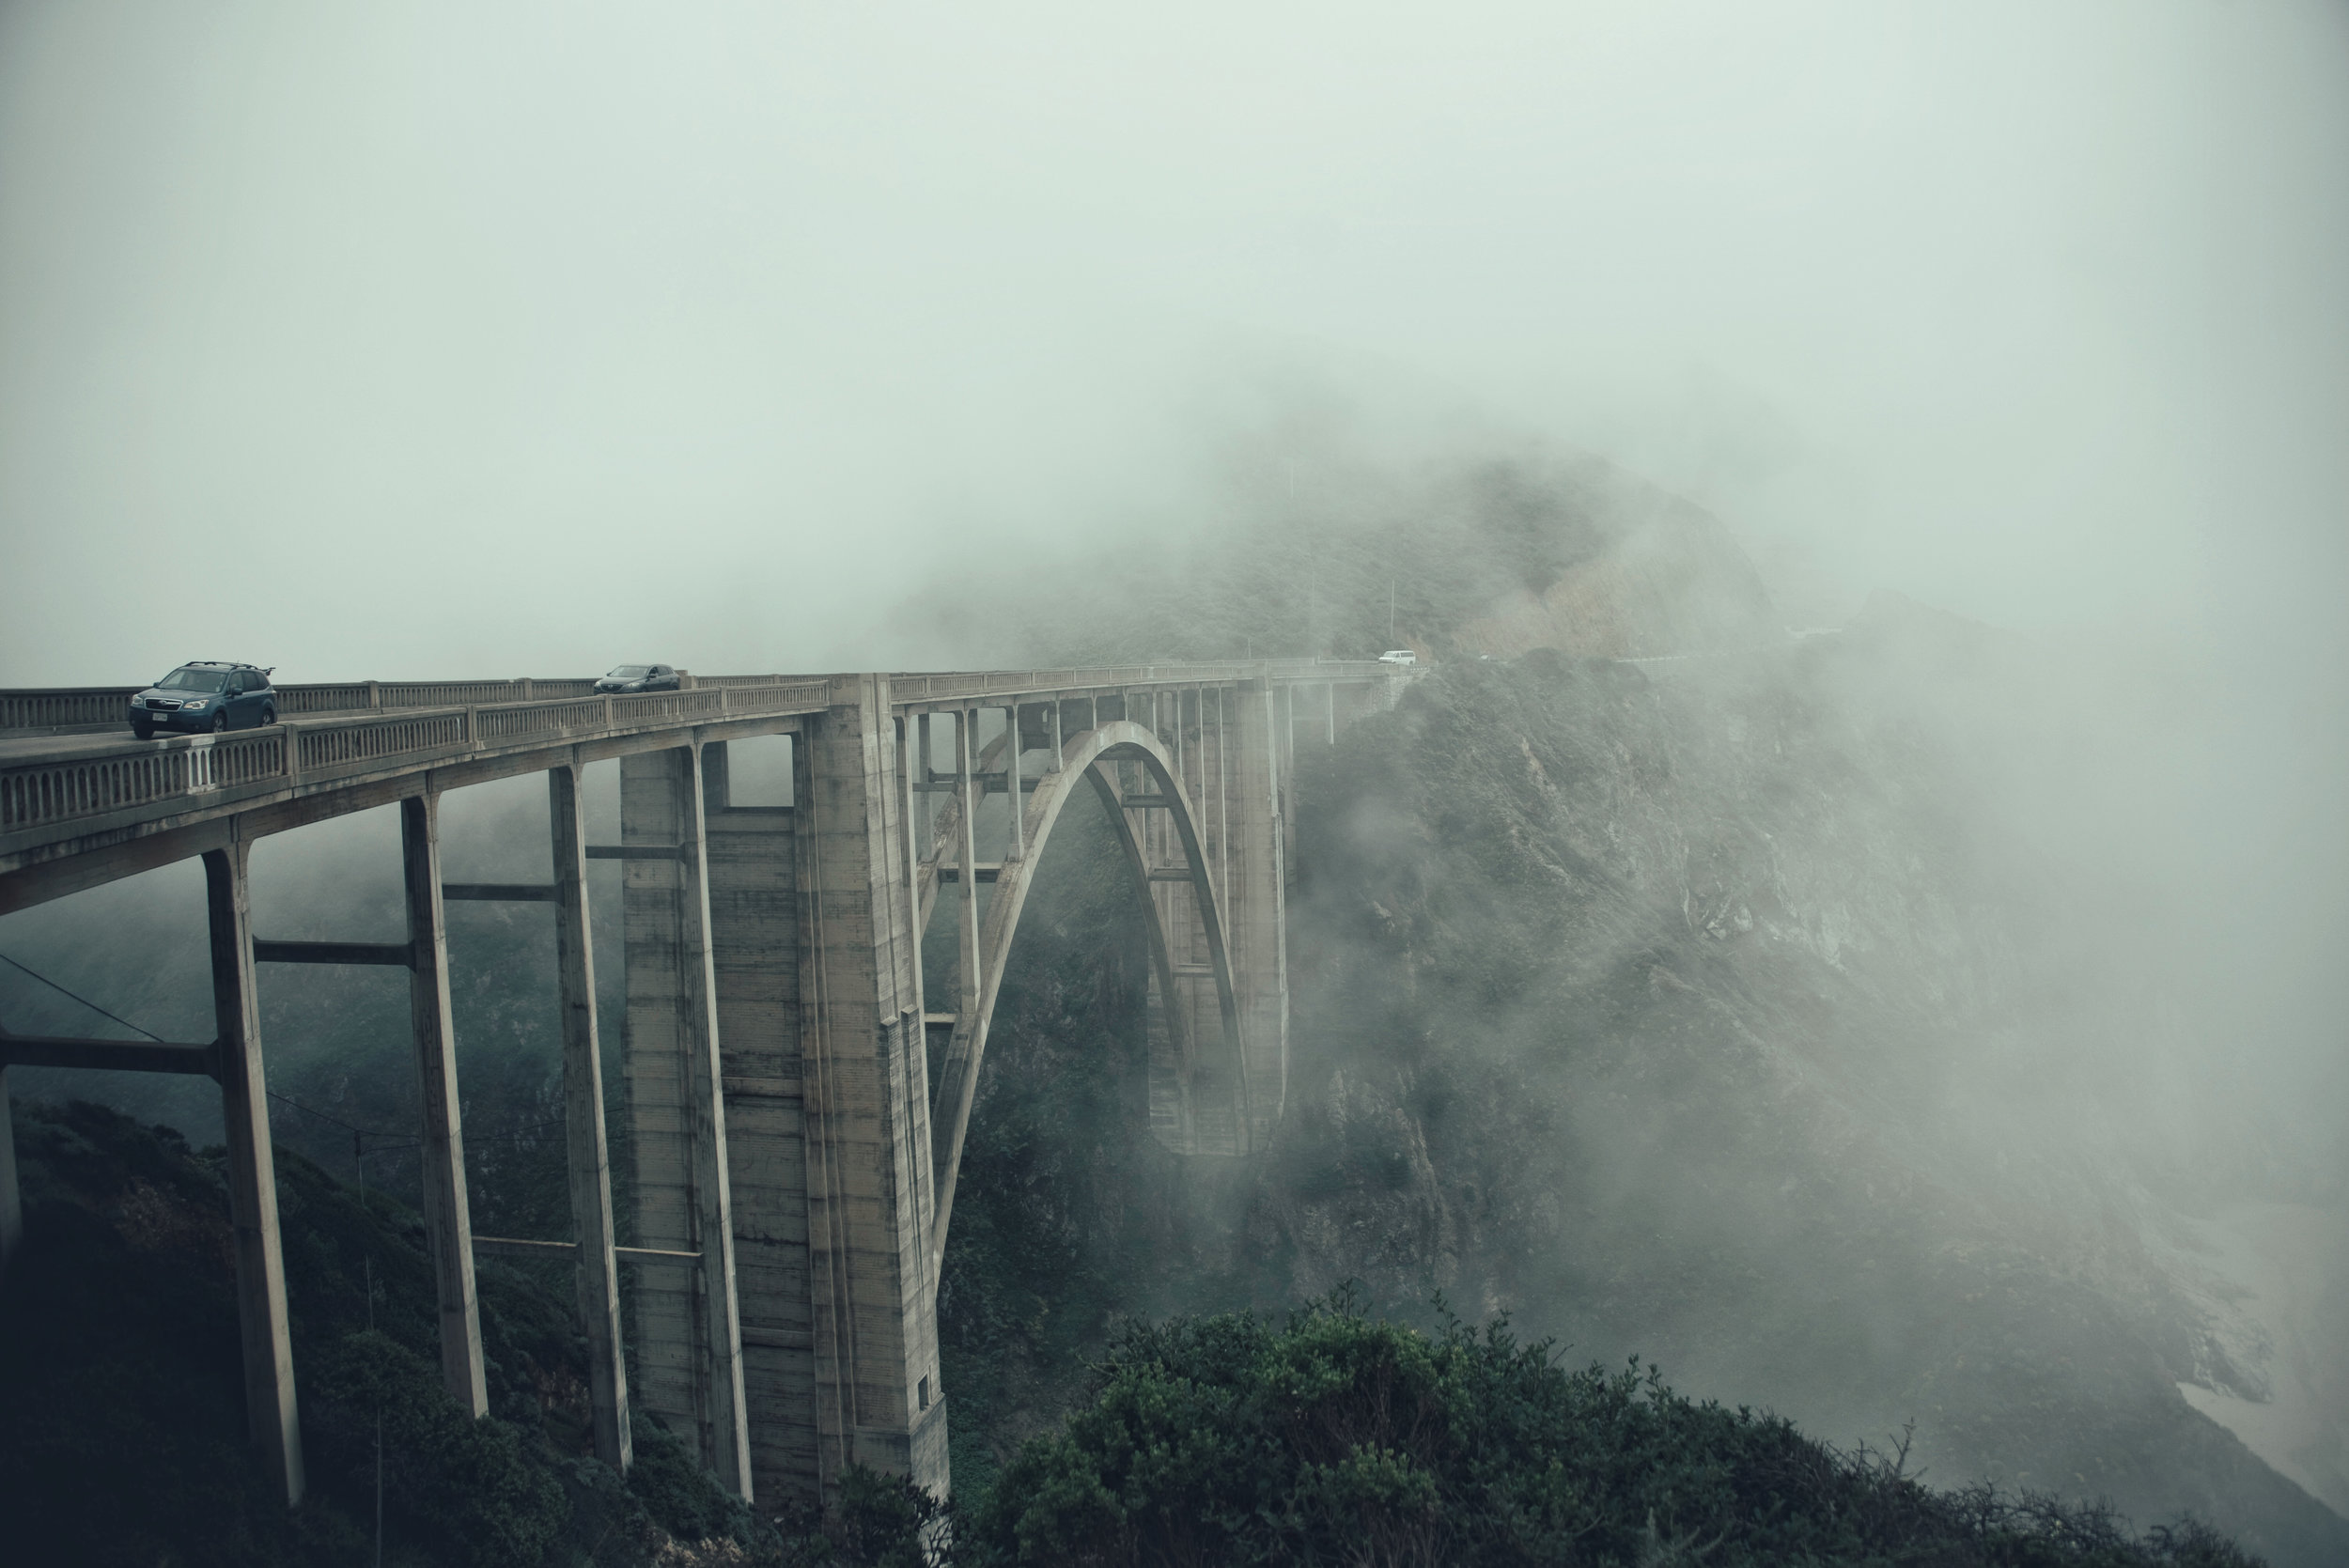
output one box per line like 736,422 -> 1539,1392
924,720 -> 1244,1272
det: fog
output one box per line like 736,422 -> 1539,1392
5,0 -> 2349,1541
4,1 -> 2344,672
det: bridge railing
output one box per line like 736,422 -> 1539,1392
1,676 -> 614,733
888,660 -> 1401,705
276,678 -> 603,714
0,689 -> 144,731
1,681 -> 833,841
5,664 -> 1406,735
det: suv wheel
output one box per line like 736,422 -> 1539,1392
210,712 -> 229,734
261,705 -> 277,726
132,722 -> 153,740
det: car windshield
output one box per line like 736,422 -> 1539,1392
156,668 -> 230,692
607,666 -> 652,677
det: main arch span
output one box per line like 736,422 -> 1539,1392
0,660 -> 1411,1509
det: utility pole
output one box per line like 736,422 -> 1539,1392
1389,581 -> 1395,644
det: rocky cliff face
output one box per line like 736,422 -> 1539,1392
1252,643 -> 2348,1565
947,477 -> 2349,1563
1454,488 -> 1774,659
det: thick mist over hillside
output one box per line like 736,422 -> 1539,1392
892,437 -> 2349,1551
4,2 -> 2347,1562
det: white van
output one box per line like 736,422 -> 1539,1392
1377,649 -> 1418,666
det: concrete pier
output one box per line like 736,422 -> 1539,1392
550,762 -> 630,1471
621,745 -> 752,1496
401,793 -> 490,1419
798,676 -> 944,1491
205,842 -> 304,1507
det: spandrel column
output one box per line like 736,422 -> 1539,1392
550,762 -> 630,1471
402,793 -> 490,1417
205,841 -> 305,1506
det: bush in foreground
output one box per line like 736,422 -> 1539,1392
956,1293 -> 2257,1567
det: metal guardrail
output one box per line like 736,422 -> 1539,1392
1,680 -> 832,840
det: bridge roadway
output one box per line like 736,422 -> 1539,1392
0,660 -> 1408,1511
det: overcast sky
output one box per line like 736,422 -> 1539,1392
2,0 -> 2344,683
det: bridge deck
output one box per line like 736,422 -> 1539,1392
0,662 -> 1402,908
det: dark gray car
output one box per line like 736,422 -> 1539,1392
129,662 -> 276,738
594,663 -> 680,693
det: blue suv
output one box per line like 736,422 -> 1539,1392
129,662 -> 277,738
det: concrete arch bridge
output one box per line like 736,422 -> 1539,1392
0,661 -> 1409,1510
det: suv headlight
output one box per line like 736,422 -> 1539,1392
184,698 -> 210,709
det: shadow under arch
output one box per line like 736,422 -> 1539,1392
923,718 -> 1242,1270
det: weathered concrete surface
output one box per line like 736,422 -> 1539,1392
798,677 -> 945,1492
550,763 -> 630,1472
621,747 -> 752,1496
204,843 -> 303,1508
401,794 -> 490,1419
703,756 -> 818,1503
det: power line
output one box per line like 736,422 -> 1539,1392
0,949 -> 167,1042
267,1091 -> 420,1150
3,946 -> 563,1149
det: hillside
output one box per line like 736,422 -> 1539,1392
931,455 -> 2349,1563
2,450 -> 2340,1562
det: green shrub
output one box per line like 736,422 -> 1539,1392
305,1328 -> 568,1567
957,1293 -> 2261,1568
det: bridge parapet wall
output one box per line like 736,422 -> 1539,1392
0,675 -> 612,733
1,682 -> 835,857
2,663 -> 1400,737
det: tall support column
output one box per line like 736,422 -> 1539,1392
204,842 -> 304,1505
0,1065 -> 19,1285
401,793 -> 490,1418
1003,707 -> 1024,860
1278,680 -> 1300,884
550,763 -> 630,1471
800,675 -> 945,1493
898,720 -> 925,1029
706,737 -> 822,1504
620,746 -> 751,1496
1224,683 -> 1291,1149
678,745 -> 753,1497
953,711 -> 980,1025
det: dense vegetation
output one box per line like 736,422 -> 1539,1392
961,1295 -> 2256,1567
0,1089 -> 2259,1566
3,480 -> 2337,1561
0,1095 -> 894,1566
